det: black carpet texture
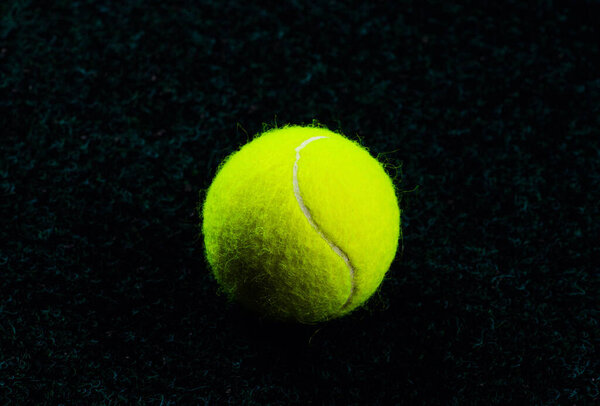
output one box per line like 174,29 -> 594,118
1,1 -> 599,404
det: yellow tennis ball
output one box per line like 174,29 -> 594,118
201,125 -> 400,323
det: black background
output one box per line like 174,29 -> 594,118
1,1 -> 599,404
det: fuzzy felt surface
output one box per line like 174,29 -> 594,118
297,129 -> 400,310
202,126 -> 400,322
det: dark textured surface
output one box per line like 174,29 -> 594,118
1,1 -> 599,404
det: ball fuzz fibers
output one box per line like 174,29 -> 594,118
202,126 -> 401,323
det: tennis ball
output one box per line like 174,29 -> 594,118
202,125 -> 400,323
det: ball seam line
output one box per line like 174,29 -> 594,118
293,136 -> 356,310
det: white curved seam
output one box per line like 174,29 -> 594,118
293,136 -> 356,309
